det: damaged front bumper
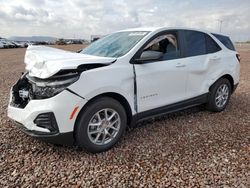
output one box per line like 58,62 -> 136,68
15,122 -> 74,145
7,74 -> 87,145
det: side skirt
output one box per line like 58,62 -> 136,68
130,93 -> 208,126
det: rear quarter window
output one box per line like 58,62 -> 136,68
212,34 -> 235,51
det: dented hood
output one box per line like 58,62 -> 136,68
24,45 -> 116,79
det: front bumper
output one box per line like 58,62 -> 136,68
8,88 -> 87,145
15,122 -> 74,145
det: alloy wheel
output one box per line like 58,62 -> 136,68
215,84 -> 229,108
87,108 -> 121,145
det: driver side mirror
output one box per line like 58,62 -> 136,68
134,50 -> 163,64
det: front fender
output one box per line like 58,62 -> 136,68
68,64 -> 135,114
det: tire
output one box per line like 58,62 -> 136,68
75,97 -> 127,153
206,78 -> 232,112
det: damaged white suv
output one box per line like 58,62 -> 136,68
8,27 -> 240,153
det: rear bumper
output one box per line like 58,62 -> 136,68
15,122 -> 74,145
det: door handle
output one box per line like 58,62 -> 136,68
210,56 -> 221,61
176,63 -> 186,67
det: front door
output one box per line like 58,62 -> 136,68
134,30 -> 188,112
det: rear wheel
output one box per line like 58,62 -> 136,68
206,78 -> 232,112
75,97 -> 127,153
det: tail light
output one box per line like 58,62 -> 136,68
236,53 -> 241,63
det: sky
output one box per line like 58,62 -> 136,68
0,0 -> 249,41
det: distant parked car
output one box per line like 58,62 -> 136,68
0,41 -> 4,48
56,39 -> 66,45
10,41 -> 21,48
0,41 -> 9,48
8,27 -> 240,153
4,41 -> 15,48
66,41 -> 73,45
15,41 -> 28,48
0,40 -> 27,48
18,42 -> 28,48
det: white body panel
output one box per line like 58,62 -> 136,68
68,62 -> 136,114
135,59 -> 187,112
25,46 -> 116,79
7,27 -> 240,137
185,50 -> 240,98
8,89 -> 87,133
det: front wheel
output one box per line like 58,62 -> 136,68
206,78 -> 232,112
75,97 -> 127,153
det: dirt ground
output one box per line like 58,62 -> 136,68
0,44 -> 249,187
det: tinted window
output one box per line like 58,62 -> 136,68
185,31 -> 206,57
205,35 -> 221,53
212,34 -> 235,51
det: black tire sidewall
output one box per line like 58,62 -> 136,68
75,97 -> 127,153
208,78 -> 232,112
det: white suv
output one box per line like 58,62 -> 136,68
8,27 -> 240,153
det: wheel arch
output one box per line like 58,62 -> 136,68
209,74 -> 234,92
73,92 -> 133,137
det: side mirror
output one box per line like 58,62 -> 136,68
134,50 -> 163,63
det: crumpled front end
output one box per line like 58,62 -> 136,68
24,45 -> 116,79
7,45 -> 116,145
7,72 -> 87,145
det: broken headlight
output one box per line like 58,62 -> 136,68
27,73 -> 80,99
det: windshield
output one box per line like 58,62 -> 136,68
80,31 -> 149,58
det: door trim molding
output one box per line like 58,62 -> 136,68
130,93 -> 208,126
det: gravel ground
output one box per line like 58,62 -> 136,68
0,45 -> 249,187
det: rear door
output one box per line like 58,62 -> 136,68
182,30 -> 222,98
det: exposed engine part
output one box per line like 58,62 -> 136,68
11,71 -> 81,108
10,63 -> 111,108
19,89 -> 29,100
11,73 -> 32,108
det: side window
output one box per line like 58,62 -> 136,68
212,33 -> 235,51
205,35 -> 221,53
184,31 -> 206,57
142,32 -> 180,61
